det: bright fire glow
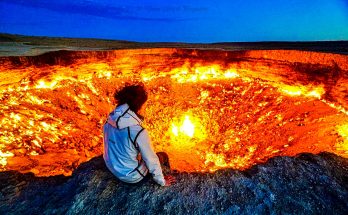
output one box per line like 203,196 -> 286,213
181,116 -> 195,137
0,150 -> 14,166
35,80 -> 58,89
0,48 -> 347,176
279,85 -> 325,99
336,123 -> 348,153
169,114 -> 206,149
173,115 -> 195,137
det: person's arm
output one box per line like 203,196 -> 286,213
136,129 -> 166,186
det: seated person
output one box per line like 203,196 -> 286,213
103,84 -> 175,186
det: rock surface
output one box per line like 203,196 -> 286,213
1,153 -> 348,215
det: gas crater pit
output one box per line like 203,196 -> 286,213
0,48 -> 347,176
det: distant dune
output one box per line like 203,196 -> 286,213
0,33 -> 347,56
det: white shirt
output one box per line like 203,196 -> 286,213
103,103 -> 166,186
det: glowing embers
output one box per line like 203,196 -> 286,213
167,65 -> 241,83
0,150 -> 14,167
170,113 -> 206,149
203,127 -> 259,172
204,145 -> 258,171
336,123 -> 348,154
35,80 -> 58,89
277,84 -> 325,99
0,109 -> 71,150
0,49 -> 348,176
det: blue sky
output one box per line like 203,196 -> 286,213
0,0 -> 347,42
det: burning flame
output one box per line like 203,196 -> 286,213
279,85 -> 325,99
169,114 -> 206,150
172,115 -> 195,138
336,123 -> 348,153
35,80 -> 58,89
181,116 -> 195,137
0,48 -> 347,176
0,150 -> 14,166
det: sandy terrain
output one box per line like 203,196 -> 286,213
1,33 -> 347,56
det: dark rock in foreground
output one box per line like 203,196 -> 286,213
1,152 -> 348,215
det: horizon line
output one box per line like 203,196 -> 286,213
1,32 -> 347,44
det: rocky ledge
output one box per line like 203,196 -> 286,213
1,152 -> 348,215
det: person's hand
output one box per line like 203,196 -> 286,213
164,175 -> 176,186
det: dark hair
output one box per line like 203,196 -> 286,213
114,83 -> 148,114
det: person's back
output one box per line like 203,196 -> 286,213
103,84 -> 175,186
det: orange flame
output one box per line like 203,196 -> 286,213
0,48 -> 347,176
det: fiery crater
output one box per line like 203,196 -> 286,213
0,48 -> 348,176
